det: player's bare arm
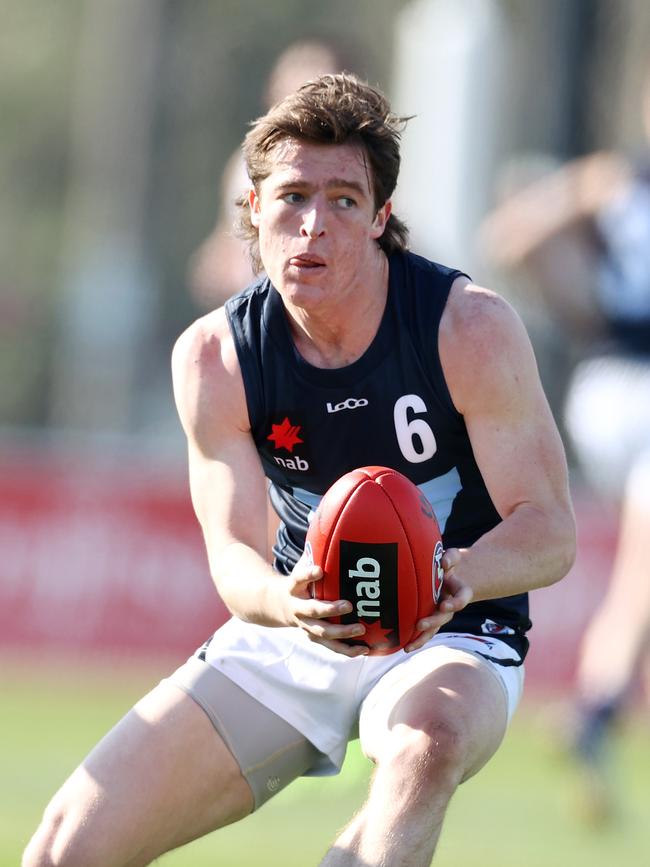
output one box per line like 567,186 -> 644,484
439,278 -> 576,601
171,310 -> 365,653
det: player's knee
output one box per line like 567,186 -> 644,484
383,718 -> 467,797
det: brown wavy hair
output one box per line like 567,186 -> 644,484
237,73 -> 411,273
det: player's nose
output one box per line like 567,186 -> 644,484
300,207 -> 326,239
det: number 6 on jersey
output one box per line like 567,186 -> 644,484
394,394 -> 437,463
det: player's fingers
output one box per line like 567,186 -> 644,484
439,581 -> 473,614
436,565 -> 473,613
286,565 -> 324,601
415,609 -> 454,633
407,611 -> 455,652
291,563 -> 323,588
404,632 -> 434,653
441,547 -> 462,571
294,598 -> 352,622
299,615 -> 366,643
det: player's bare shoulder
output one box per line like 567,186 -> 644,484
171,307 -> 249,448
439,277 -> 538,414
171,307 -> 237,386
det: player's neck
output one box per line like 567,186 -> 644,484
284,253 -> 389,369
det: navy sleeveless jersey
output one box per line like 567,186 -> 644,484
226,250 -> 531,658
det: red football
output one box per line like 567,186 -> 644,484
305,466 -> 444,655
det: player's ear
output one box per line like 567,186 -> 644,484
371,200 -> 392,239
249,186 -> 261,229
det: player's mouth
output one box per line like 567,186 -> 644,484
288,254 -> 326,270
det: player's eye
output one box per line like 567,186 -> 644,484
337,196 -> 356,209
282,192 -> 305,204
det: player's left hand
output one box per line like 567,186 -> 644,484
285,556 -> 371,657
405,547 -> 473,653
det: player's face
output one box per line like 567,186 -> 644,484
249,139 -> 391,310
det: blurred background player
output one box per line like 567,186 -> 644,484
188,38 -> 358,309
480,64 -> 650,821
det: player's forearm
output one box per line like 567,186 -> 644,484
451,502 -> 576,602
209,541 -> 290,626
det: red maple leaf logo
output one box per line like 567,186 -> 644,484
267,417 -> 303,453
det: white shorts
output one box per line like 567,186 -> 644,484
202,618 -> 525,776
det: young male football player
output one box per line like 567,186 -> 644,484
24,74 -> 575,867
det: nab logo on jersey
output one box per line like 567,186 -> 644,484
267,417 -> 310,471
274,455 -> 309,471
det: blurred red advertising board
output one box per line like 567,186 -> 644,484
0,445 -> 227,657
0,445 -> 615,690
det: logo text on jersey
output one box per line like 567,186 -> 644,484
326,398 -> 369,413
274,455 -> 309,471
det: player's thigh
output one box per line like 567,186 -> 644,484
359,649 -> 511,782
34,679 -> 254,867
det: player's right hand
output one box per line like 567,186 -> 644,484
280,558 -> 369,657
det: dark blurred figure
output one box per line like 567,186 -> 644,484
188,39 -> 357,309
480,68 -> 650,822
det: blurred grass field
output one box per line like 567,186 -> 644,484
2,655 -> 649,867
